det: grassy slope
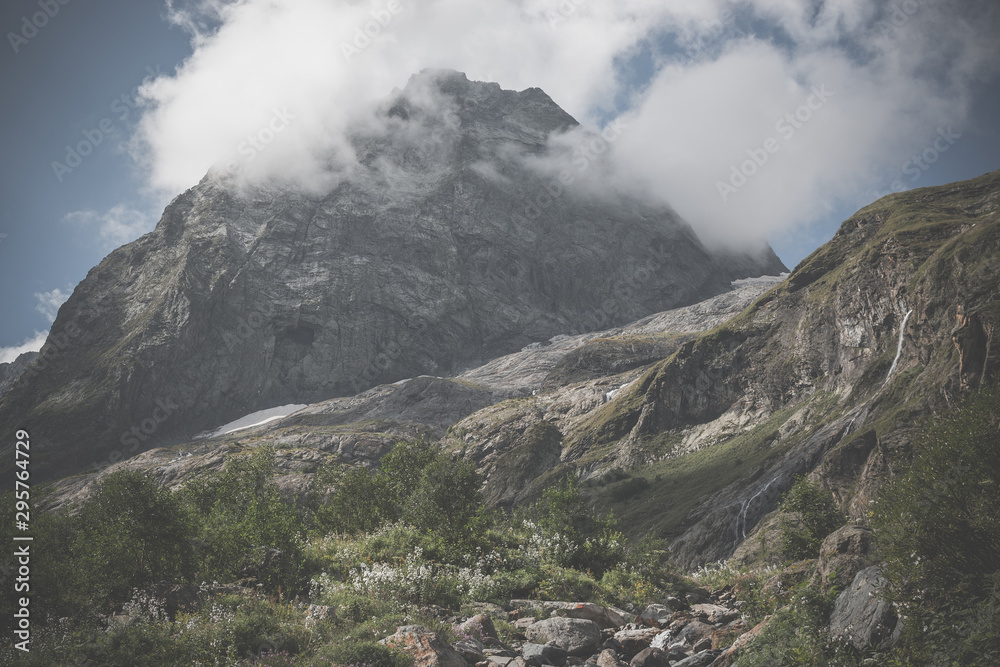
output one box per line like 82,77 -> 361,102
568,170 -> 1000,547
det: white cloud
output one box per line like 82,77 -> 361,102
130,0 -> 1000,245
0,331 -> 47,364
34,288 -> 71,323
65,204 -> 155,248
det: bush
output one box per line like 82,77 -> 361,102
529,477 -> 628,577
778,476 -> 844,560
319,640 -> 413,667
873,384 -> 1000,665
404,454 -> 483,542
75,470 -> 197,612
183,447 -> 303,589
737,585 -> 856,667
310,440 -> 483,543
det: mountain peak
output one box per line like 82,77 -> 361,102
0,71 -> 785,483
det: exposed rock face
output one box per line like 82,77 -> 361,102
382,625 -> 467,667
0,351 -> 37,397
524,617 -> 602,656
811,524 -> 875,593
829,566 -> 901,652
39,282 -> 781,510
0,69 -> 784,482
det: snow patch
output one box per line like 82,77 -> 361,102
730,273 -> 788,288
195,404 -> 308,439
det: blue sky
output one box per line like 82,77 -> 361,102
2,0 -> 998,362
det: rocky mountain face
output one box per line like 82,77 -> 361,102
0,69 -> 784,482
42,279 -> 781,510
0,351 -> 37,397
44,170 -> 1000,575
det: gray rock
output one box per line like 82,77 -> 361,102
526,617 -> 602,657
664,597 -> 686,611
612,626 -> 661,658
381,625 -> 466,667
522,641 -> 569,666
595,648 -> 627,667
637,604 -> 673,628
458,613 -> 498,640
672,620 -> 716,647
811,524 -> 875,593
545,601 -> 630,629
453,638 -> 485,664
829,566 -> 901,652
628,647 -> 670,667
671,649 -> 721,667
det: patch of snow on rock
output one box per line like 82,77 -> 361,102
196,404 -> 308,439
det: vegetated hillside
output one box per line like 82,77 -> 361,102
41,170 -> 1000,570
10,170 -> 1000,667
592,170 -> 1000,565
437,168 -> 1000,567
0,69 -> 784,485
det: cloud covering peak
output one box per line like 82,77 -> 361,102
133,0 -> 1000,246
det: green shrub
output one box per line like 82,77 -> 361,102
310,439 -> 483,544
737,585 -> 857,667
874,384 -> 1000,666
319,640 -> 413,667
76,470 -> 197,612
403,454 -> 483,542
778,476 -> 844,560
182,447 -> 303,589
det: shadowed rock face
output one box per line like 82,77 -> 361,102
0,351 -> 38,397
0,69 -> 785,482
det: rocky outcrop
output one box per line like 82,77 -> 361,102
383,625 -> 468,667
524,617 -> 602,657
470,169 -> 1000,568
41,280 -> 781,508
0,69 -> 784,483
810,525 -> 875,593
828,566 -> 901,653
0,351 -> 38,397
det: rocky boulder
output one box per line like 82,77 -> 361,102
382,625 -> 467,667
629,647 -> 670,667
613,626 -> 662,658
637,604 -> 673,628
811,524 -> 875,593
524,616 -> 602,657
520,642 -> 568,666
829,566 -> 901,652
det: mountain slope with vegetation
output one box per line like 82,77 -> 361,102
2,170 -> 999,665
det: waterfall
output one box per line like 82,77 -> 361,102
883,309 -> 913,386
734,475 -> 779,548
